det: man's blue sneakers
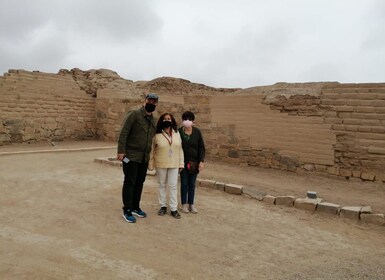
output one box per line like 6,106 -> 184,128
132,209 -> 147,218
122,211 -> 136,223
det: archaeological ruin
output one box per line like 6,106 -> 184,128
1,69 -> 384,182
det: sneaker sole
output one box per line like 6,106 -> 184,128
132,212 -> 146,218
122,213 -> 136,223
180,207 -> 189,213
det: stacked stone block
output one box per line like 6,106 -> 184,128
206,84 -> 385,182
0,70 -> 96,144
95,97 -> 142,141
322,84 -> 385,181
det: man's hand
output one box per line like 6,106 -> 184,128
117,154 -> 125,161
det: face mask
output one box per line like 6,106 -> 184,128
182,120 -> 193,128
162,120 -> 172,128
145,103 -> 156,113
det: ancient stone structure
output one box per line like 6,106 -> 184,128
1,69 -> 384,182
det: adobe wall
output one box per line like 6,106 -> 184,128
95,80 -> 385,182
0,70 -> 96,143
1,69 -> 384,182
205,83 -> 385,182
95,77 -> 233,142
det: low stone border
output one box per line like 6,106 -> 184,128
94,158 -> 385,227
197,178 -> 385,227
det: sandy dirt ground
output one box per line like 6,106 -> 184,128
1,141 -> 385,280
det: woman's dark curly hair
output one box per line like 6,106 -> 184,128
156,113 -> 178,133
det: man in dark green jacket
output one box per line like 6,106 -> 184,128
117,93 -> 158,223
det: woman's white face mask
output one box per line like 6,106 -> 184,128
182,120 -> 193,128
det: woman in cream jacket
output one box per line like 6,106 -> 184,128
149,113 -> 184,219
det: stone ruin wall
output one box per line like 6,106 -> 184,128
1,69 -> 384,182
95,76 -> 234,142
0,70 -> 97,143
207,83 -> 385,183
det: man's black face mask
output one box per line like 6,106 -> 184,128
145,103 -> 156,113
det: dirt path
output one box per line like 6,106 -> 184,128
1,141 -> 384,279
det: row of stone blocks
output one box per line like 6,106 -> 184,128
93,158 -> 385,227
197,179 -> 385,227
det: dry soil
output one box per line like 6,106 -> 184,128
0,141 -> 384,280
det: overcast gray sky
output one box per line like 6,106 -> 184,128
0,0 -> 384,88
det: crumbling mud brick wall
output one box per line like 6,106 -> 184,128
206,83 -> 385,182
1,69 -> 384,182
95,77 -> 223,141
207,84 -> 335,173
96,94 -> 187,141
0,70 -> 96,144
322,84 -> 385,181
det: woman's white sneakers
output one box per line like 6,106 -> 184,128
180,204 -> 198,214
189,204 -> 198,214
181,204 -> 189,213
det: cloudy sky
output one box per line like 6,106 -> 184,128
0,0 -> 384,88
